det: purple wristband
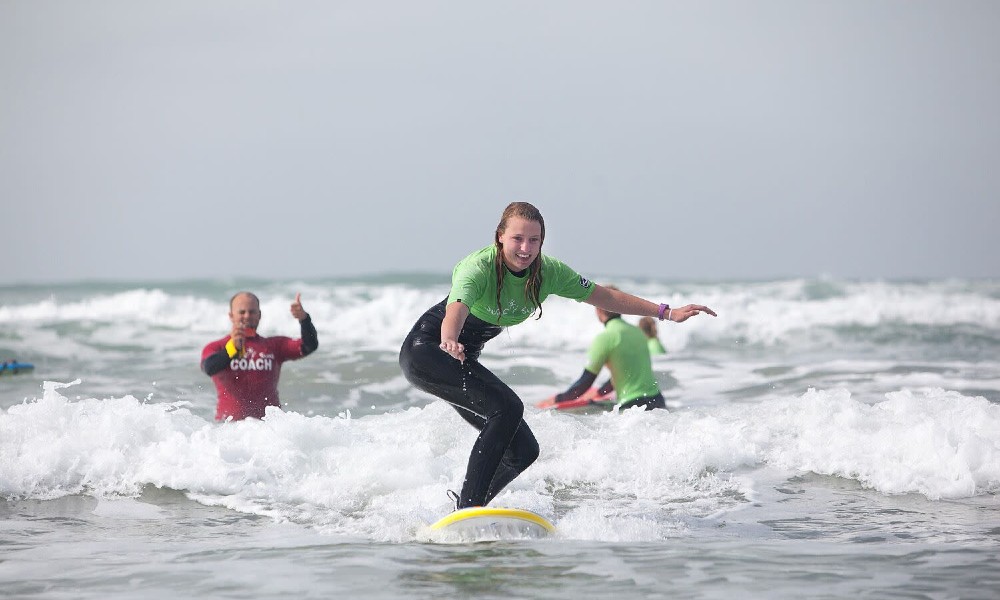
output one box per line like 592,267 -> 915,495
658,303 -> 670,320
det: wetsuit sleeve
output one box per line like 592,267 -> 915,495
299,315 -> 318,356
201,340 -> 232,376
202,351 -> 229,376
555,369 -> 598,403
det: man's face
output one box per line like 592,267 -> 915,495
229,294 -> 261,330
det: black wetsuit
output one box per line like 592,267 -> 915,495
399,298 -> 540,509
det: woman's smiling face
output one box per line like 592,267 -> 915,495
497,216 -> 543,272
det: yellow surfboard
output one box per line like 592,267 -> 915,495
429,507 -> 555,541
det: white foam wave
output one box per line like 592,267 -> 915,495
2,381 -> 996,542
2,280 -> 997,359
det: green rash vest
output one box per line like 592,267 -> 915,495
447,245 -> 595,327
586,317 -> 661,404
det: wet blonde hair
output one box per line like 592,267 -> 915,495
638,316 -> 658,338
494,202 -> 545,320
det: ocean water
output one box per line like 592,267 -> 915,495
1,276 -> 999,599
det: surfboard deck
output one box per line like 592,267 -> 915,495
429,507 -> 555,541
535,387 -> 615,411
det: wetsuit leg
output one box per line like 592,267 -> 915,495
619,393 -> 667,411
400,331 -> 539,508
450,402 -> 539,506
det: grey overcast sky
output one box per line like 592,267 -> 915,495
1,1 -> 998,284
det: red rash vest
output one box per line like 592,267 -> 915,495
202,333 -> 305,421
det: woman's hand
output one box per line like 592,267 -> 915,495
667,304 -> 717,322
440,301 -> 471,363
439,339 -> 466,363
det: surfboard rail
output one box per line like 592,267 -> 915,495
428,507 -> 555,541
431,507 -> 555,532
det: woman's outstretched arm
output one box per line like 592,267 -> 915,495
584,284 -> 717,323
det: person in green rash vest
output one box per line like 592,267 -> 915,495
555,286 -> 666,410
638,316 -> 668,356
398,202 -> 717,510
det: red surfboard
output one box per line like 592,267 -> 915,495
535,387 -> 615,410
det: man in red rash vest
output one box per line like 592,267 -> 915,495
201,291 -> 318,421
